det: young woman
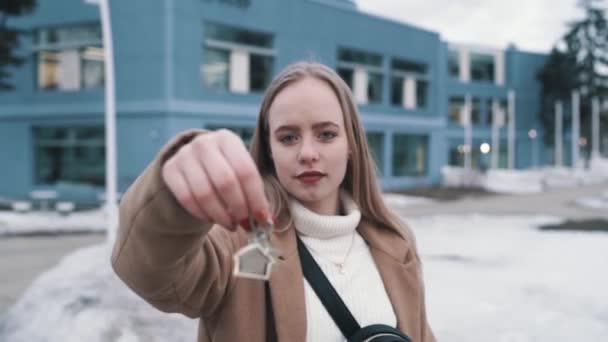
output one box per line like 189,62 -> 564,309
111,62 -> 435,342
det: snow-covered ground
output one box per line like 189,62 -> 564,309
0,244 -> 197,342
575,191 -> 608,210
1,214 -> 607,342
409,215 -> 608,342
442,156 -> 608,194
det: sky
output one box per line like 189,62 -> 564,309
356,0 -> 587,53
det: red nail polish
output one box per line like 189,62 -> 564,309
239,218 -> 252,231
255,210 -> 269,224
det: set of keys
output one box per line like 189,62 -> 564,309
232,216 -> 279,281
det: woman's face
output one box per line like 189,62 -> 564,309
267,77 -> 349,215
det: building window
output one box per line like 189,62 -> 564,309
390,58 -> 429,109
366,132 -> 384,175
485,99 -> 494,126
206,125 -> 254,147
35,24 -> 104,91
33,126 -> 105,186
392,134 -> 428,177
337,47 -> 383,104
471,98 -> 482,125
448,97 -> 465,124
202,22 -> 274,93
449,142 -> 507,168
489,98 -> 509,126
449,97 -> 483,125
470,52 -> 494,83
447,48 -> 459,79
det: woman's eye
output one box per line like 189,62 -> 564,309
319,131 -> 337,140
279,135 -> 297,144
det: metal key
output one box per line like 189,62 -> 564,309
233,216 -> 278,281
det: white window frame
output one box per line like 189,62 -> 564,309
203,35 -> 276,94
337,54 -> 384,105
33,24 -> 104,92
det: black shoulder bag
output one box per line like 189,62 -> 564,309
296,236 -> 412,342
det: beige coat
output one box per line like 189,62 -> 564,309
111,130 -> 436,342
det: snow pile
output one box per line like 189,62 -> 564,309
382,193 -> 435,208
0,244 -> 197,342
0,209 -> 107,236
442,157 -> 608,194
483,169 -> 545,194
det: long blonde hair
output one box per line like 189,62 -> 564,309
249,61 -> 404,234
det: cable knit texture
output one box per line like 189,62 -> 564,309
291,192 -> 397,342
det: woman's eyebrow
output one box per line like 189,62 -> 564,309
274,125 -> 300,134
312,121 -> 339,129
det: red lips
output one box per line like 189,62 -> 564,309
296,171 -> 326,183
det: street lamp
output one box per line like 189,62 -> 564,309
528,129 -> 538,169
85,0 -> 118,244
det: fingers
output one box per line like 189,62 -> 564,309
162,157 -> 208,221
180,144 -> 234,229
217,132 -> 272,223
161,129 -> 272,231
193,138 -> 249,226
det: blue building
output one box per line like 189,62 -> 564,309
0,0 -> 547,202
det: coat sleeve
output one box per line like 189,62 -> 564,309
111,129 -> 247,319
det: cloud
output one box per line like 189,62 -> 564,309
356,0 -> 584,53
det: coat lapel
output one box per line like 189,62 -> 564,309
268,224 -> 307,342
358,220 -> 423,341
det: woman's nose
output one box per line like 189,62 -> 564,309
297,138 -> 319,163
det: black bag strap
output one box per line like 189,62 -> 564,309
265,282 -> 277,342
296,235 -> 361,339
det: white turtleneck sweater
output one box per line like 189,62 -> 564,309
291,194 -> 397,342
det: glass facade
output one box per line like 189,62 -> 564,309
33,126 -> 105,186
202,22 -> 274,92
35,24 -> 104,91
392,134 -> 428,176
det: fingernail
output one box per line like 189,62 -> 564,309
255,210 -> 269,223
239,218 -> 252,231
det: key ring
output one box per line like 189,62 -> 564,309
233,216 -> 277,281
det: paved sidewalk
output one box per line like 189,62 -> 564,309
396,182 -> 608,220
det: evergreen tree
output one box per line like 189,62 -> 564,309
537,0 -> 608,151
0,0 -> 37,90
